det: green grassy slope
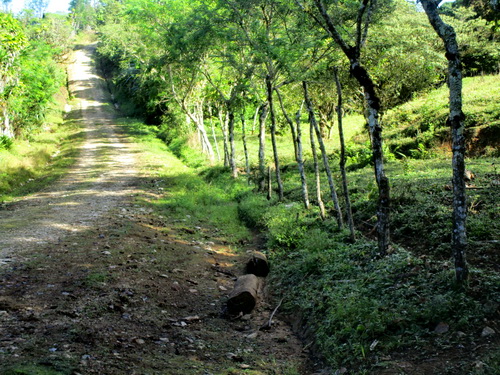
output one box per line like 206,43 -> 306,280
382,74 -> 500,157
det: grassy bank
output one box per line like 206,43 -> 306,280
0,109 -> 82,203
233,157 -> 499,373
382,74 -> 500,158
119,118 -> 252,244
130,111 -> 499,373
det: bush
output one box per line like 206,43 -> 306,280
264,203 -> 308,249
237,193 -> 270,229
0,136 -> 13,150
272,238 -> 500,370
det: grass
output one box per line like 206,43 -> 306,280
3,365 -> 72,375
119,118 -> 252,244
0,111 -> 83,203
4,63 -> 496,373
382,74 -> 500,157
150,116 -> 498,372
234,156 -> 499,372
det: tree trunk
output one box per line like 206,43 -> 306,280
252,105 -> 260,134
188,102 -> 214,161
334,67 -> 356,242
208,105 -> 221,161
421,0 -> 468,282
218,108 -> 230,167
276,87 -> 310,209
310,115 -> 326,220
266,75 -> 284,201
246,251 -> 270,277
275,87 -> 298,161
267,165 -> 273,201
228,109 -> 238,178
303,81 -> 343,229
314,0 -> 390,256
241,113 -> 251,181
295,103 -> 310,210
227,274 -> 260,315
1,105 -> 13,138
258,102 -> 269,192
365,89 -> 390,257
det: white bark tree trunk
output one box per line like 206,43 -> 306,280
241,113 -> 251,182
334,67 -> 356,242
295,103 -> 310,210
310,114 -> 326,220
228,109 -> 238,178
266,75 -> 284,201
421,0 -> 468,282
303,81 -> 343,229
258,102 -> 269,191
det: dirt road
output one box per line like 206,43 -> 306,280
0,44 -> 138,265
0,45 -> 312,374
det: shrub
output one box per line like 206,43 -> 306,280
237,193 -> 270,229
0,136 -> 13,150
264,203 -> 307,249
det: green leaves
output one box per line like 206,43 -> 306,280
0,13 -> 28,67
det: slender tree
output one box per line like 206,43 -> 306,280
228,105 -> 238,178
299,0 -> 390,254
258,101 -> 269,191
295,101 -> 310,210
241,112 -> 251,181
303,81 -> 343,229
275,87 -> 298,161
276,87 -> 310,209
420,0 -> 468,282
168,67 -> 215,161
218,108 -> 230,167
266,74 -> 284,201
334,67 -> 356,242
208,105 -> 222,161
309,104 -> 326,220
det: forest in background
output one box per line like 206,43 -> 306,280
1,0 -> 499,373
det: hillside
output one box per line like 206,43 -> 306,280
381,74 -> 500,157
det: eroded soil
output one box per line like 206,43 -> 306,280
0,45 -> 311,375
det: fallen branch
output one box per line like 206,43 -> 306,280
211,265 -> 236,278
260,297 -> 284,331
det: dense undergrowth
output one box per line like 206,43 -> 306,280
235,164 -> 499,373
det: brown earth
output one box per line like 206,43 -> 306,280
0,44 -> 314,375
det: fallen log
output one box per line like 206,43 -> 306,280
245,251 -> 270,277
227,274 -> 259,315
